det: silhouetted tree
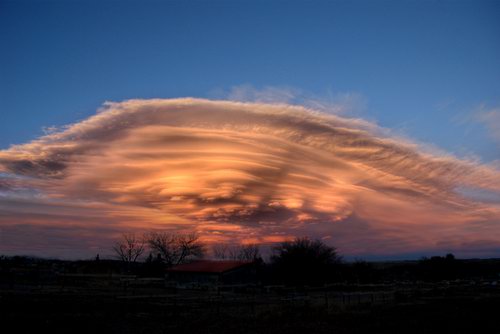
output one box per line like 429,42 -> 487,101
271,237 -> 341,286
213,243 -> 261,261
145,232 -> 204,266
418,253 -> 458,281
213,244 -> 230,259
139,251 -> 165,277
112,233 -> 145,263
237,244 -> 261,261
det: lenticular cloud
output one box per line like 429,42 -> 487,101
1,99 -> 500,258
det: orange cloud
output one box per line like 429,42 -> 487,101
1,98 -> 499,258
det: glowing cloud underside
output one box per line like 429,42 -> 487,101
1,99 -> 500,258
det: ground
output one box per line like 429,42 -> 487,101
2,279 -> 500,334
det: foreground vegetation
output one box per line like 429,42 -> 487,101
109,234 -> 500,284
2,236 -> 500,333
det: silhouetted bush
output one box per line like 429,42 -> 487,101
270,237 -> 342,286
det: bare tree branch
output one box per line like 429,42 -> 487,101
212,244 -> 229,260
145,231 -> 204,266
212,243 -> 260,261
112,233 -> 146,263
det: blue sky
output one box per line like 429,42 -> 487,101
1,0 -> 500,259
1,0 -> 499,161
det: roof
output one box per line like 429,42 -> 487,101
167,260 -> 252,274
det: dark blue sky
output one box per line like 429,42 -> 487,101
1,0 -> 499,161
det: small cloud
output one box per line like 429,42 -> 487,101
213,84 -> 367,117
42,126 -> 60,135
475,106 -> 500,145
225,84 -> 301,104
434,98 -> 455,112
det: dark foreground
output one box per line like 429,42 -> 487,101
2,280 -> 500,334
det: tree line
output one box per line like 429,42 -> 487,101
111,232 -> 500,285
113,232 -> 342,285
3,235 -> 499,286
112,232 -> 271,265
113,232 -> 204,266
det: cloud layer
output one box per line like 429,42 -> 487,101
1,99 -> 500,258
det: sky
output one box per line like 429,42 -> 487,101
0,0 -> 500,259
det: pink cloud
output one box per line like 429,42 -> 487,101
0,98 -> 499,258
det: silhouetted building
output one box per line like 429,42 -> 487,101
166,260 -> 256,287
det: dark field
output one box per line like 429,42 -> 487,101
2,279 -> 500,334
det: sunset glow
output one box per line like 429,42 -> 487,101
1,99 -> 499,258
